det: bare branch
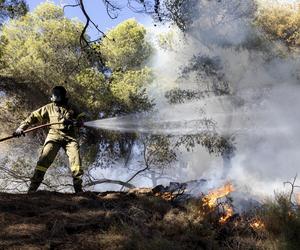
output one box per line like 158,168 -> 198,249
284,174 -> 300,203
78,0 -> 90,48
120,140 -> 151,190
103,0 -> 121,19
63,3 -> 80,11
85,178 -> 135,189
126,166 -> 149,184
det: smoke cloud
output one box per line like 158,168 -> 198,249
136,0 -> 300,199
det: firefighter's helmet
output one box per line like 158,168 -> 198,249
50,86 -> 67,104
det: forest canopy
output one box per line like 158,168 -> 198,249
0,2 -> 154,118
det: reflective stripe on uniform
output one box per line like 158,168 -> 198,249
36,165 -> 48,172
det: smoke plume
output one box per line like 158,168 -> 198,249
139,0 -> 300,199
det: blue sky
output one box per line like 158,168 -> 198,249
27,0 -> 152,39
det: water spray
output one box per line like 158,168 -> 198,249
84,116 -> 216,135
0,109 -> 292,143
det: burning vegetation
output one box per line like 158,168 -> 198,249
250,218 -> 265,230
0,183 -> 299,250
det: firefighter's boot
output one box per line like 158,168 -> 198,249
73,177 -> 83,193
28,170 -> 45,193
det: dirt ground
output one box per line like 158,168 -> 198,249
0,191 -> 176,250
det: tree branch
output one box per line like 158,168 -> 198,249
78,0 -> 90,48
63,3 -> 80,11
85,178 -> 135,189
102,0 -> 120,19
284,174 -> 300,203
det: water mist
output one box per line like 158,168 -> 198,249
89,0 -> 300,202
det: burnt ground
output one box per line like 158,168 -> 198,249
0,191 -> 282,250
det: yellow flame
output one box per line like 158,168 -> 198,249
202,182 -> 235,224
203,182 -> 235,208
250,219 -> 265,230
155,192 -> 174,201
219,204 -> 234,224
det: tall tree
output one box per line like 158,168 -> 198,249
92,19 -> 154,116
0,2 -> 87,93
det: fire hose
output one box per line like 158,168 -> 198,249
0,121 -> 83,143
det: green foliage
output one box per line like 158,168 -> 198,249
33,1 -> 63,20
164,54 -> 234,156
175,132 -> 235,156
89,19 -> 154,116
110,68 -> 154,113
143,135 -> 177,169
94,19 -> 152,70
260,192 -> 300,249
179,55 -> 230,96
74,68 -> 110,116
157,30 -> 177,51
165,88 -> 209,104
0,2 -> 87,91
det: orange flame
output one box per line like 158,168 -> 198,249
155,192 -> 174,201
202,182 -> 235,223
250,219 -> 265,230
219,204 -> 234,224
203,182 -> 235,208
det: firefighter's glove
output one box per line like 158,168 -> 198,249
13,127 -> 25,137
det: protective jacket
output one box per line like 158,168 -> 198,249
19,102 -> 85,143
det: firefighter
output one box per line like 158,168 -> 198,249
13,86 -> 85,193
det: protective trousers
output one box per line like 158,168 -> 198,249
28,140 -> 83,193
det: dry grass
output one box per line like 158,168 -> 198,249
259,193 -> 300,250
0,191 -> 299,249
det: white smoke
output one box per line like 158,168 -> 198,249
86,0 -> 300,199
141,0 -> 300,198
